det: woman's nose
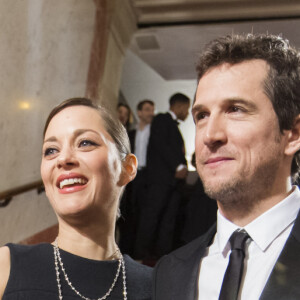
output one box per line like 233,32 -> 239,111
56,148 -> 78,169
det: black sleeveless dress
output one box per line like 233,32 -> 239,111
3,243 -> 152,300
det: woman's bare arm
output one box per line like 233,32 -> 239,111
0,246 -> 10,299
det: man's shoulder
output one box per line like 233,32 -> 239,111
153,227 -> 216,300
156,224 -> 216,270
153,112 -> 172,122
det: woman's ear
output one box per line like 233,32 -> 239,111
117,154 -> 137,186
285,115 -> 300,156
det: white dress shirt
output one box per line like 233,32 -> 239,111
168,110 -> 186,172
198,186 -> 300,300
134,124 -> 150,168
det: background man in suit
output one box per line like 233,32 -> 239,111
153,34 -> 300,299
135,93 -> 190,260
119,99 -> 155,257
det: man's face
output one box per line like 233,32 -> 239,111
177,102 -> 190,121
138,103 -> 155,124
192,60 -> 290,206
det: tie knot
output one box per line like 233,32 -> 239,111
229,230 -> 249,251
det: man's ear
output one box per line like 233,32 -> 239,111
117,154 -> 137,186
285,115 -> 300,156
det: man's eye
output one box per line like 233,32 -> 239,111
79,140 -> 98,147
44,148 -> 57,156
194,112 -> 207,121
229,106 -> 245,113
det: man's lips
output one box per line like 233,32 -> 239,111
56,173 -> 88,189
205,157 -> 233,164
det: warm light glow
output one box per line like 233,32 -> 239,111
19,101 -> 31,110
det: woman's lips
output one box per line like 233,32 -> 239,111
58,184 -> 87,194
56,173 -> 88,190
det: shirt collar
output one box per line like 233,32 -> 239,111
168,110 -> 177,121
136,123 -> 150,132
214,186 -> 300,254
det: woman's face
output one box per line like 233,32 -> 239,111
41,105 -> 123,220
117,106 -> 129,126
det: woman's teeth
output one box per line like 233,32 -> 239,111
59,178 -> 87,189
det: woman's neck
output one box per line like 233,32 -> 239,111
55,219 -> 117,261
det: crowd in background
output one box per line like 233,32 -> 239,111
116,94 -> 217,263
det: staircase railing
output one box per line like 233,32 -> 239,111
0,180 -> 45,207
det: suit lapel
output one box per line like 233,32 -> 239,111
171,225 -> 216,300
260,210 -> 300,299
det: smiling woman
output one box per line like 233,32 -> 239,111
0,98 -> 152,300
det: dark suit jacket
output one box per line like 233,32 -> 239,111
147,112 -> 187,185
128,129 -> 136,153
153,210 -> 300,300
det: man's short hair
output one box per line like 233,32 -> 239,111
196,34 -> 300,181
169,93 -> 190,107
137,99 -> 154,111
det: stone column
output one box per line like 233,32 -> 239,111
86,0 -> 137,111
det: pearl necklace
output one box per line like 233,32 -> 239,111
53,239 -> 127,300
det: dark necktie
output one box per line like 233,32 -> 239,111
219,230 -> 250,300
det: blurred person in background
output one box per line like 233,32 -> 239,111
135,93 -> 190,261
117,103 -> 132,131
119,99 -> 155,258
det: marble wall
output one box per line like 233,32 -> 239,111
0,191 -> 57,245
0,0 -> 96,245
0,0 -> 96,191
0,0 -> 136,245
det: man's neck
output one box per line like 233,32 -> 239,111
218,185 -> 294,227
138,121 -> 148,130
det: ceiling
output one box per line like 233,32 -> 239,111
129,0 -> 300,80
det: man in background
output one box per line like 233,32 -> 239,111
135,93 -> 190,260
119,100 -> 155,257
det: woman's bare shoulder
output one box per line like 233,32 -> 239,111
0,246 -> 10,299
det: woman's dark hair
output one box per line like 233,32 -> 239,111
196,34 -> 300,181
44,97 -> 131,160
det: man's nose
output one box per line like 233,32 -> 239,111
203,114 -> 227,148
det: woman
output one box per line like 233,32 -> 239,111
0,98 -> 152,299
117,103 -> 132,131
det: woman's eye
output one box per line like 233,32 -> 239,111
44,148 -> 58,157
78,140 -> 98,147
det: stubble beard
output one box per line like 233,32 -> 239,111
199,144 -> 282,215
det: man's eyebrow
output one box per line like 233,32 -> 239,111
192,98 -> 257,115
224,98 -> 258,110
191,104 -> 205,116
43,129 -> 100,144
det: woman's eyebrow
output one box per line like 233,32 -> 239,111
43,129 -> 100,144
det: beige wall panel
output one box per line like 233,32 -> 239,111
0,0 -> 96,243
0,190 -> 56,246
0,0 -> 95,192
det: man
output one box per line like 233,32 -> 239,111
135,93 -> 190,259
119,99 -> 155,257
153,34 -> 300,299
